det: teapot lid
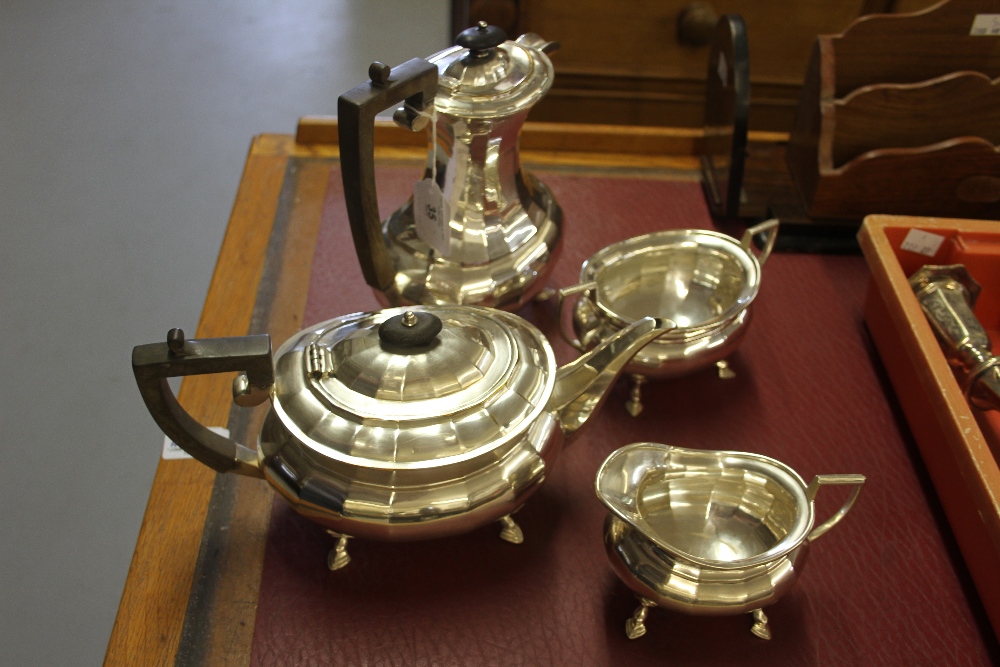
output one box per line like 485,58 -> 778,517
428,23 -> 556,119
269,306 -> 555,468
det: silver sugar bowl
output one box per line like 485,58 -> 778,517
558,220 -> 778,415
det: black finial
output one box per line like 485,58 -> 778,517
167,328 -> 185,354
368,61 -> 391,86
378,311 -> 443,347
455,23 -> 507,57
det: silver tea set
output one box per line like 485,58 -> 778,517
132,23 -> 866,645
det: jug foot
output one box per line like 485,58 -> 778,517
534,287 -> 556,302
750,608 -> 771,640
625,374 -> 647,417
326,531 -> 352,571
498,515 -> 524,544
625,598 -> 656,640
717,359 -> 736,379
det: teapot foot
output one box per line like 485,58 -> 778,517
498,515 -> 524,544
749,608 -> 771,640
326,531 -> 352,571
625,598 -> 656,639
717,359 -> 736,379
625,374 -> 647,417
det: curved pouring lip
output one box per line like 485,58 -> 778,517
595,443 -> 815,570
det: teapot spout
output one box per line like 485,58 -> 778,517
547,316 -> 676,438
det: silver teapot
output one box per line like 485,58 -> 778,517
133,306 -> 675,569
338,23 -> 562,309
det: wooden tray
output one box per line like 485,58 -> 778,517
859,214 -> 1000,638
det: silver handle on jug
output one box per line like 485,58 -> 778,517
806,473 -> 866,541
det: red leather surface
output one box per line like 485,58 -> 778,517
250,166 -> 998,665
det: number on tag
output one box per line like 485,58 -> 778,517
899,229 -> 945,257
413,179 -> 452,257
971,14 -> 1000,35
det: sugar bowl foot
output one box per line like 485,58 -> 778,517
750,608 -> 771,640
716,359 -> 736,379
625,598 -> 657,639
534,287 -> 557,302
498,515 -> 524,544
326,531 -> 352,571
625,375 -> 647,417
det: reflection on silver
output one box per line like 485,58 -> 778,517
559,221 -> 778,415
910,264 -> 1000,411
379,33 -> 563,310
596,443 -> 864,640
260,307 -> 673,567
133,305 -> 676,570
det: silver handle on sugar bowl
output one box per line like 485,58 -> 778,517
740,218 -> 779,268
556,281 -> 599,352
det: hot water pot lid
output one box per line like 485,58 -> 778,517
428,23 -> 555,118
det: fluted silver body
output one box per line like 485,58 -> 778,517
377,33 -> 562,309
597,443 -> 864,638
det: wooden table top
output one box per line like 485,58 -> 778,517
106,119 -> 998,666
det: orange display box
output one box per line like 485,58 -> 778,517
859,214 -> 1000,638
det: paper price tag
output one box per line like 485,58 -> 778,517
162,427 -> 230,460
413,178 -> 452,257
899,229 -> 945,257
971,14 -> 1000,35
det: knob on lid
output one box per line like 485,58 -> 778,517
428,25 -> 555,119
456,21 -> 507,57
378,310 -> 443,347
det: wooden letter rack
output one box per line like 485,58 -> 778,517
787,0 -> 1000,220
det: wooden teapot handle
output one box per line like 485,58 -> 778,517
338,59 -> 438,292
132,328 -> 273,477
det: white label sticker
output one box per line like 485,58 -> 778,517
413,178 -> 452,257
717,52 -> 728,86
900,229 -> 946,257
442,139 -> 469,214
162,427 -> 230,460
971,14 -> 1000,35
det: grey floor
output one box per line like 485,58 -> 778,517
0,3 -> 448,664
